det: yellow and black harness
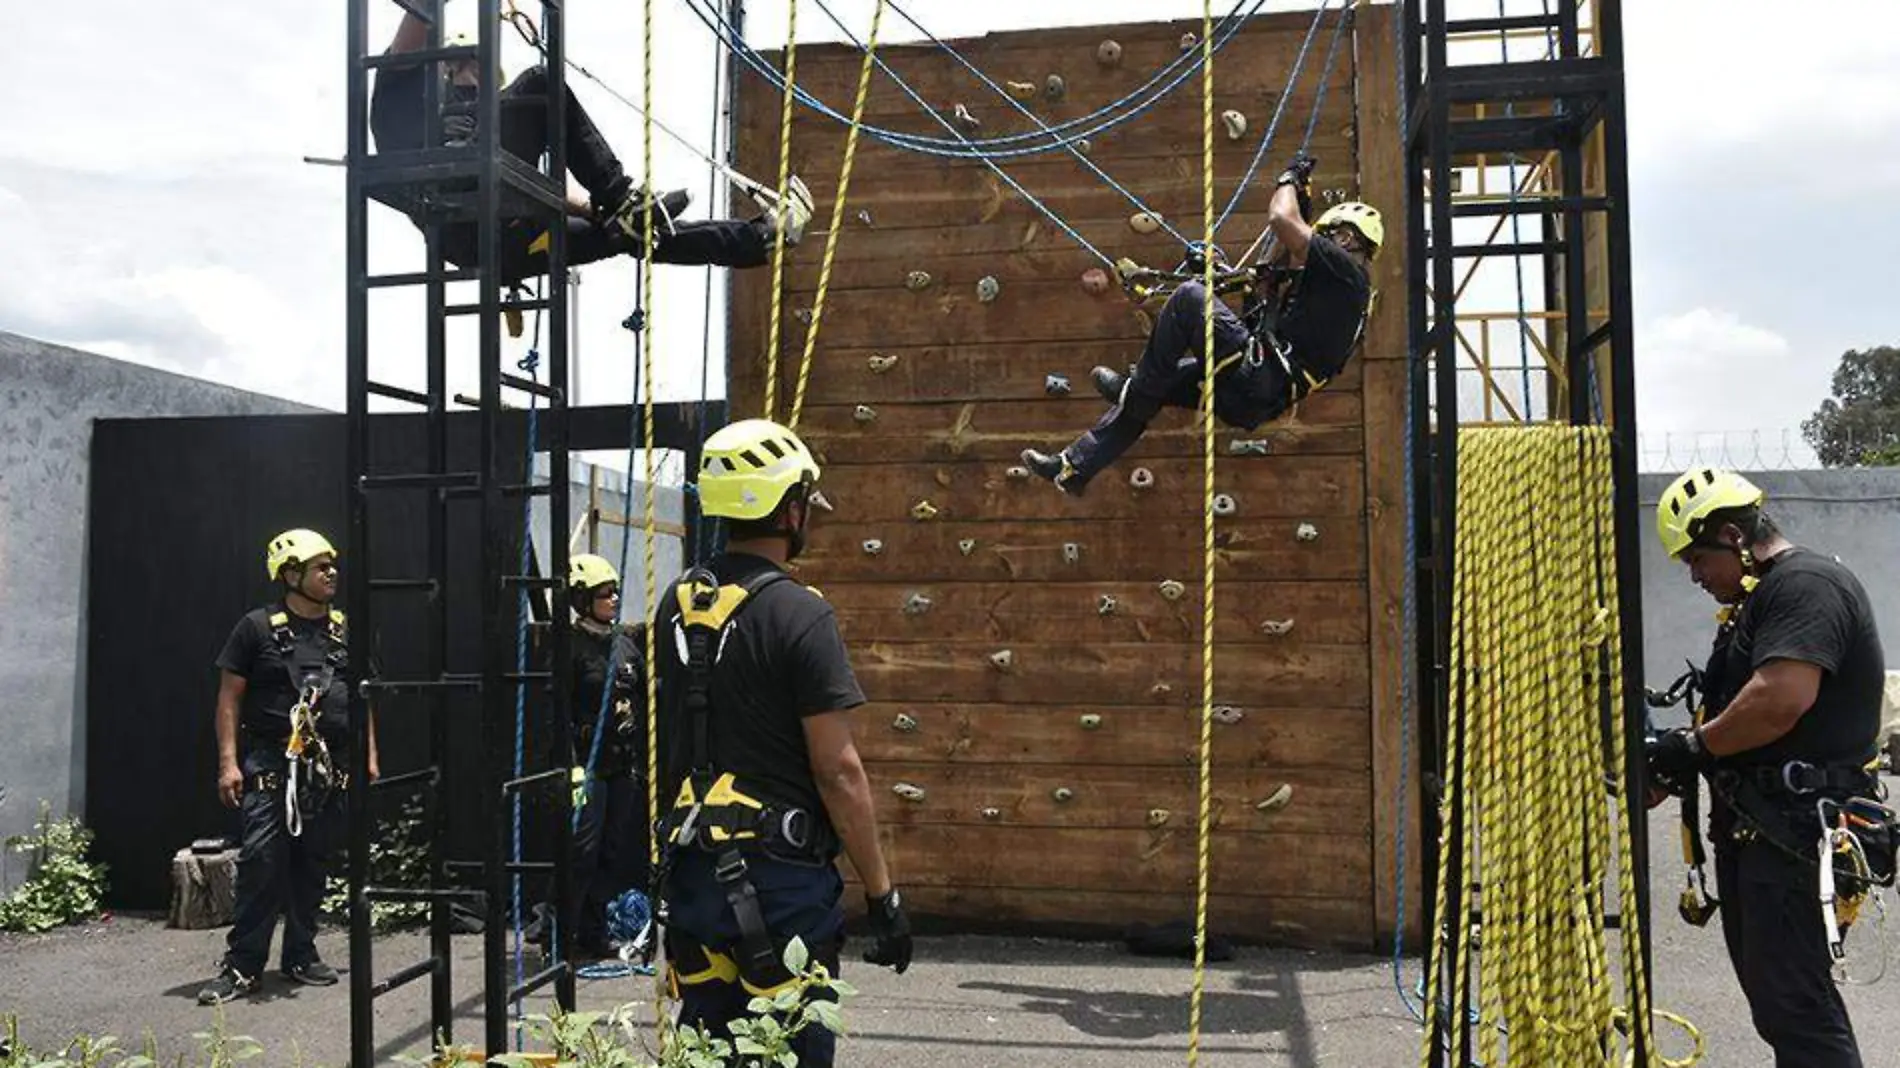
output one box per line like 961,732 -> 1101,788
267,607 -> 349,837
654,567 -> 838,991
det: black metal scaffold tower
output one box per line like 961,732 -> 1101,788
1401,1 -> 1646,1065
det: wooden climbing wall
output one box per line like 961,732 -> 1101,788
728,4 -> 1414,950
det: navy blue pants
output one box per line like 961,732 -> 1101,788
225,748 -> 340,978
663,850 -> 844,1067
563,770 -> 650,954
1061,281 -> 1290,490
1715,822 -> 1863,1067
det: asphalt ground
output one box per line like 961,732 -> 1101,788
4,799 -> 1899,1067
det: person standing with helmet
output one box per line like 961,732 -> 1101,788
652,418 -> 910,1066
553,553 -> 649,960
1022,154 -> 1379,494
198,530 -> 380,1005
1648,468 -> 1888,1067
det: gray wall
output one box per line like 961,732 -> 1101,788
0,332 -> 314,885
1638,469 -> 1900,697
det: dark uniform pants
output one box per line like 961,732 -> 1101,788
433,66 -> 773,284
1715,829 -> 1863,1067
1062,281 -> 1292,489
225,747 -> 340,978
564,769 -> 651,954
663,850 -> 845,1068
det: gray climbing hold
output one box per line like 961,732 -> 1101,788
976,275 -> 1000,303
1062,543 -> 1082,565
1097,594 -> 1118,616
1212,705 -> 1244,725
1051,787 -> 1075,803
1005,465 -> 1031,481
1079,713 -> 1103,730
1229,439 -> 1271,456
911,500 -> 940,521
952,103 -> 980,131
1222,109 -> 1248,141
867,354 -> 898,373
1260,618 -> 1295,637
1212,493 -> 1238,517
893,782 -> 927,802
1179,32 -> 1198,51
903,592 -> 934,616
905,270 -> 932,291
981,806 -> 1002,820
793,307 -> 814,325
853,404 -> 878,424
1044,74 -> 1066,101
1080,268 -> 1110,295
808,489 -> 835,513
1296,522 -> 1320,542
1045,373 -> 1072,396
1129,466 -> 1155,489
1006,80 -> 1038,101
856,208 -> 875,227
1158,579 -> 1186,601
1074,138 -> 1093,156
1147,808 -> 1172,827
958,538 -> 978,556
1129,212 -> 1162,235
1256,784 -> 1295,812
989,649 -> 1014,670
892,712 -> 918,732
1096,39 -> 1123,67
861,539 -> 884,556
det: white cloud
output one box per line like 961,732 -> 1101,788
1635,307 -> 1831,434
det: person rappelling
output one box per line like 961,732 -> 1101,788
1020,154 -> 1380,494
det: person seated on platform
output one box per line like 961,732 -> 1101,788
1020,154 -> 1379,495
369,2 -> 812,285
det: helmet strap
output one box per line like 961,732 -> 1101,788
783,483 -> 814,562
283,565 -> 331,611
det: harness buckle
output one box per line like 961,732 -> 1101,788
1782,761 -> 1826,796
712,849 -> 750,886
778,808 -> 811,852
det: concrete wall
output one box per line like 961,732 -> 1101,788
1638,469 -> 1900,701
0,332 -> 314,886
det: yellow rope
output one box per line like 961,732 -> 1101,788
787,0 -> 887,431
639,0 -> 668,1041
1185,1 -> 1217,1064
1416,426 -> 1697,1067
761,0 -> 801,421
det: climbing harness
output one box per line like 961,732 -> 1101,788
653,567 -> 839,996
1642,666 -> 1719,927
270,608 -> 348,839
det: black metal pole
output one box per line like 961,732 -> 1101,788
344,0 -> 373,1064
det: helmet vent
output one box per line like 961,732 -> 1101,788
739,448 -> 765,469
761,438 -> 787,460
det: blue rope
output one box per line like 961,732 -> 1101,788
799,0 -> 1116,268
509,288 -> 545,1043
880,0 -> 1190,246
682,0 -> 1270,161
1215,0 -> 1334,232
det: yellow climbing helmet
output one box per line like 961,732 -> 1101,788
568,553 -> 620,593
266,529 -> 337,580
696,418 -> 820,521
1315,201 -> 1384,258
1656,467 -> 1765,559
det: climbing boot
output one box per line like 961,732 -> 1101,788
1021,448 -> 1087,496
605,186 -> 692,242
752,175 -> 814,248
196,964 -> 255,1005
1091,365 -> 1133,406
283,959 -> 340,986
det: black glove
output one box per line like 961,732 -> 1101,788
1275,153 -> 1318,220
1646,727 -> 1712,782
861,889 -> 913,975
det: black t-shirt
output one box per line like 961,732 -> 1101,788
571,623 -> 647,777
370,62 -> 427,154
1705,548 -> 1884,770
653,553 -> 866,825
1275,232 -> 1373,379
216,605 -> 352,744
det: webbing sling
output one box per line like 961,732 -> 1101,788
268,608 -> 347,838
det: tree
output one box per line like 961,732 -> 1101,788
1801,346 -> 1900,467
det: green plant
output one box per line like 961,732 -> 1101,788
322,797 -> 429,932
0,1010 -> 259,1068
0,802 -> 108,933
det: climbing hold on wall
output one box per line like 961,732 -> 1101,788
1260,618 -> 1295,637
981,806 -> 1002,821
1229,439 -> 1271,457
1221,109 -> 1248,141
1096,39 -> 1122,67
856,208 -> 875,227
905,270 -> 933,291
808,489 -> 835,513
952,103 -> 981,132
976,276 -> 1000,303
867,353 -> 898,373
1051,787 -> 1075,803
1151,683 -> 1173,698
989,649 -> 1014,670
1079,713 -> 1103,730
1074,138 -> 1093,156
1255,783 -> 1295,812
1179,32 -> 1198,51
1129,212 -> 1162,235
793,307 -> 814,325
1044,74 -> 1066,101
861,539 -> 884,556
891,713 -> 919,734
1097,594 -> 1119,616
1006,80 -> 1038,101
853,404 -> 878,424
1080,268 -> 1110,295
1129,466 -> 1155,489
1147,808 -> 1172,828
1212,706 -> 1244,725
1158,579 -> 1186,601
1044,373 -> 1072,396
893,782 -> 927,803
1212,493 -> 1238,517
911,500 -> 940,521
1062,543 -> 1082,565
903,592 -> 934,616
1296,522 -> 1320,542
1005,465 -> 1031,481
958,538 -> 978,556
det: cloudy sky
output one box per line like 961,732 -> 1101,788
3,0 -> 1896,470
